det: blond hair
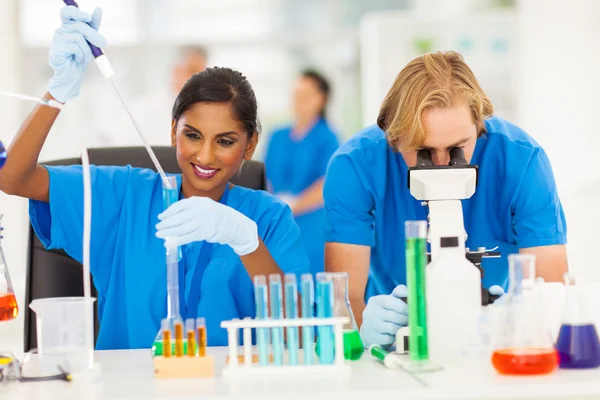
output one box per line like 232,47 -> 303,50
377,51 -> 494,152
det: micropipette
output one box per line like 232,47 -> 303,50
0,90 -> 64,110
301,274 -> 315,365
284,273 -> 299,365
61,0 -> 172,189
269,274 -> 285,365
254,275 -> 270,366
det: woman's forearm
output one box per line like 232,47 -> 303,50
290,178 -> 325,216
0,92 -> 60,200
240,237 -> 283,280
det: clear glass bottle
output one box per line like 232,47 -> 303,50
330,272 -> 364,360
491,254 -> 558,375
0,214 -> 18,322
556,273 -> 600,369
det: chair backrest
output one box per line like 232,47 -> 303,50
24,147 -> 266,351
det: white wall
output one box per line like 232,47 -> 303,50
516,0 -> 600,280
0,0 -> 28,354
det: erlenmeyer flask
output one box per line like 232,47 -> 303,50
0,214 -> 18,322
330,272 -> 364,360
555,273 -> 600,369
491,254 -> 558,375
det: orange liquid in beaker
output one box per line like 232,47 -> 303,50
0,293 -> 18,321
492,348 -> 558,375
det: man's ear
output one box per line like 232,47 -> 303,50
244,132 -> 259,160
170,120 -> 177,147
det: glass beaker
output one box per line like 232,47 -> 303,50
0,214 -> 18,322
330,272 -> 364,360
403,220 -> 441,372
491,254 -> 558,375
555,273 -> 600,369
29,297 -> 96,374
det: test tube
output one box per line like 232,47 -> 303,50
174,319 -> 184,357
269,274 -> 284,366
162,176 -> 182,261
196,317 -> 207,357
301,273 -> 315,365
254,275 -> 270,366
161,319 -> 172,358
284,274 -> 299,365
316,272 -> 334,365
186,319 -> 196,357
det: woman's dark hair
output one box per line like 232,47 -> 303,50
301,69 -> 330,118
172,67 -> 260,139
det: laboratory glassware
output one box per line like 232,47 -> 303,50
0,215 -> 18,322
301,273 -> 315,365
555,273 -> 600,369
284,273 -> 300,365
492,254 -> 558,375
403,220 -> 441,372
315,272 -> 335,364
29,297 -> 96,374
197,317 -> 207,357
254,275 -> 270,365
153,176 -> 184,356
329,272 -> 363,360
269,274 -> 284,365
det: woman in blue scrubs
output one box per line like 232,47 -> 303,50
0,6 -> 309,350
265,70 -> 339,276
323,51 -> 568,348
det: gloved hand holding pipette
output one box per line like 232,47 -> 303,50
156,195 -> 259,256
48,6 -> 106,103
360,284 -> 408,350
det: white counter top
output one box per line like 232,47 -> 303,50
3,347 -> 600,400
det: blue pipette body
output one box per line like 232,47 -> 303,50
0,140 -> 6,169
284,274 -> 299,365
301,273 -> 315,365
254,275 -> 270,366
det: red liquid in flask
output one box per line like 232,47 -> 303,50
0,293 -> 18,321
492,348 -> 558,375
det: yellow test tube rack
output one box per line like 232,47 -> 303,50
154,318 -> 215,379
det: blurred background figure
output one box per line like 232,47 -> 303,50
265,69 -> 339,276
111,45 -> 208,146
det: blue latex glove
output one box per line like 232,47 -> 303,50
359,284 -> 408,350
155,197 -> 259,256
48,6 -> 107,103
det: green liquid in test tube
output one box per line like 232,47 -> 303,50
162,176 -> 182,261
404,221 -> 441,372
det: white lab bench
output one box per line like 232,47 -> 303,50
3,346 -> 600,400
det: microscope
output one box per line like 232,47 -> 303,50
408,147 -> 500,306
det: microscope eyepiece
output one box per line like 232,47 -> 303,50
449,147 -> 468,166
416,149 -> 433,167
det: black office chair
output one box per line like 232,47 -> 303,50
24,147 -> 266,352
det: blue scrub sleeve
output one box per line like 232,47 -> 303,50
512,148 -> 567,248
29,165 -> 131,293
323,152 -> 375,246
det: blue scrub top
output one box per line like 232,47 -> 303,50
323,116 -> 567,299
265,118 -> 339,276
30,165 -> 310,350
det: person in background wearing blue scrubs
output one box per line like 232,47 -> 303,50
324,51 -> 568,349
265,70 -> 339,276
0,6 -> 309,350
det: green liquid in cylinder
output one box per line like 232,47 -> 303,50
315,329 -> 364,361
406,237 -> 429,361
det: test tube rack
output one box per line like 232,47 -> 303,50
221,316 -> 350,377
154,354 -> 215,379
